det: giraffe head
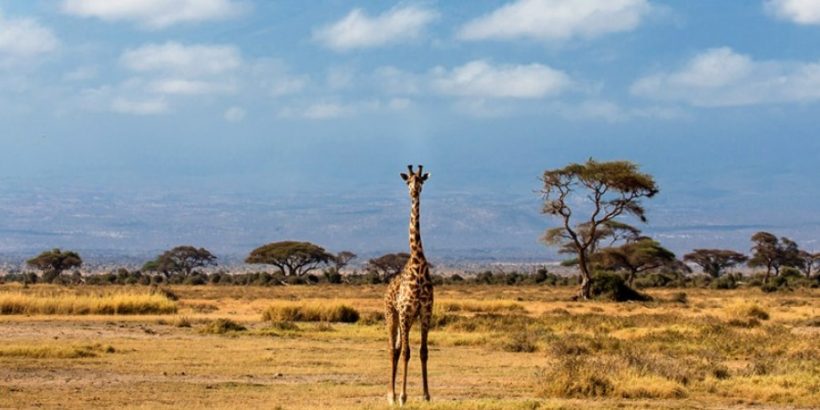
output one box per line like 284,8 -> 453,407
400,164 -> 429,196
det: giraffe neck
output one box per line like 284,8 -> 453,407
409,191 -> 424,258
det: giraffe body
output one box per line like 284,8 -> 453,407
385,165 -> 433,406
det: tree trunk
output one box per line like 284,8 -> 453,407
577,252 -> 592,300
626,270 -> 636,287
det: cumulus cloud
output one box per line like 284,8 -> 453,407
765,0 -> 820,25
314,6 -> 438,51
631,47 -> 820,106
61,0 -> 246,29
458,0 -> 650,42
119,42 -> 240,98
120,42 -> 241,76
0,10 -> 59,60
432,60 -> 572,98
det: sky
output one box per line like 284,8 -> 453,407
0,0 -> 819,262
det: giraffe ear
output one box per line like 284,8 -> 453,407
400,173 -> 409,181
421,173 -> 430,181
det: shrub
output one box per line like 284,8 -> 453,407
200,318 -> 246,334
540,356 -> 613,398
711,274 -> 738,290
589,272 -> 652,302
358,311 -> 385,325
174,316 -> 192,328
261,302 -> 360,323
670,292 -> 688,304
503,331 -> 539,353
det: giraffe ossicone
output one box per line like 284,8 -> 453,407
385,164 -> 434,406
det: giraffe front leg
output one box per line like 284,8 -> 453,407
398,318 -> 412,406
387,309 -> 399,405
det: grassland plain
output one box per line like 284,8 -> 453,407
0,284 -> 817,409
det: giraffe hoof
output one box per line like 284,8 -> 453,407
387,393 -> 396,405
399,394 -> 407,406
423,393 -> 431,402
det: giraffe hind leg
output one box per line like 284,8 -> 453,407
420,304 -> 432,401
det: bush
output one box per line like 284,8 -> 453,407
711,274 -> 738,290
670,292 -> 688,304
503,331 -> 539,352
262,302 -> 360,323
200,318 -> 246,334
589,272 -> 652,302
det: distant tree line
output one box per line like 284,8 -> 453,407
1,159 -> 817,294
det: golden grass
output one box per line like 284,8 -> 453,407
435,299 -> 526,314
0,343 -> 114,359
0,284 -> 816,409
0,290 -> 177,315
261,301 -> 360,323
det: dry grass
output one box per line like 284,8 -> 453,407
0,343 -> 115,359
435,299 -> 526,314
0,289 -> 177,315
261,301 -> 360,323
0,284 -> 816,409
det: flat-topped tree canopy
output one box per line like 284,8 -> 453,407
246,241 -> 334,277
27,248 -> 83,277
143,246 -> 217,277
684,249 -> 748,278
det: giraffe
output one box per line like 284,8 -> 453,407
385,164 -> 433,406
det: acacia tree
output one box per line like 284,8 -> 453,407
797,251 -> 819,278
540,159 -> 659,299
332,251 -> 357,273
748,232 -> 804,283
143,246 -> 217,278
683,249 -> 747,278
246,241 -> 333,277
366,252 -> 410,281
594,237 -> 677,286
26,249 -> 83,282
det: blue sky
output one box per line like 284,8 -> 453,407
0,0 -> 819,259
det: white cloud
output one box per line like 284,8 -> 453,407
631,47 -> 820,106
61,0 -> 246,29
432,60 -> 572,98
111,97 -> 168,115
148,78 -> 236,95
766,0 -> 820,25
224,106 -> 246,122
279,99 -> 409,120
458,0 -> 650,42
0,10 -> 59,60
314,6 -> 438,51
120,42 -> 241,76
